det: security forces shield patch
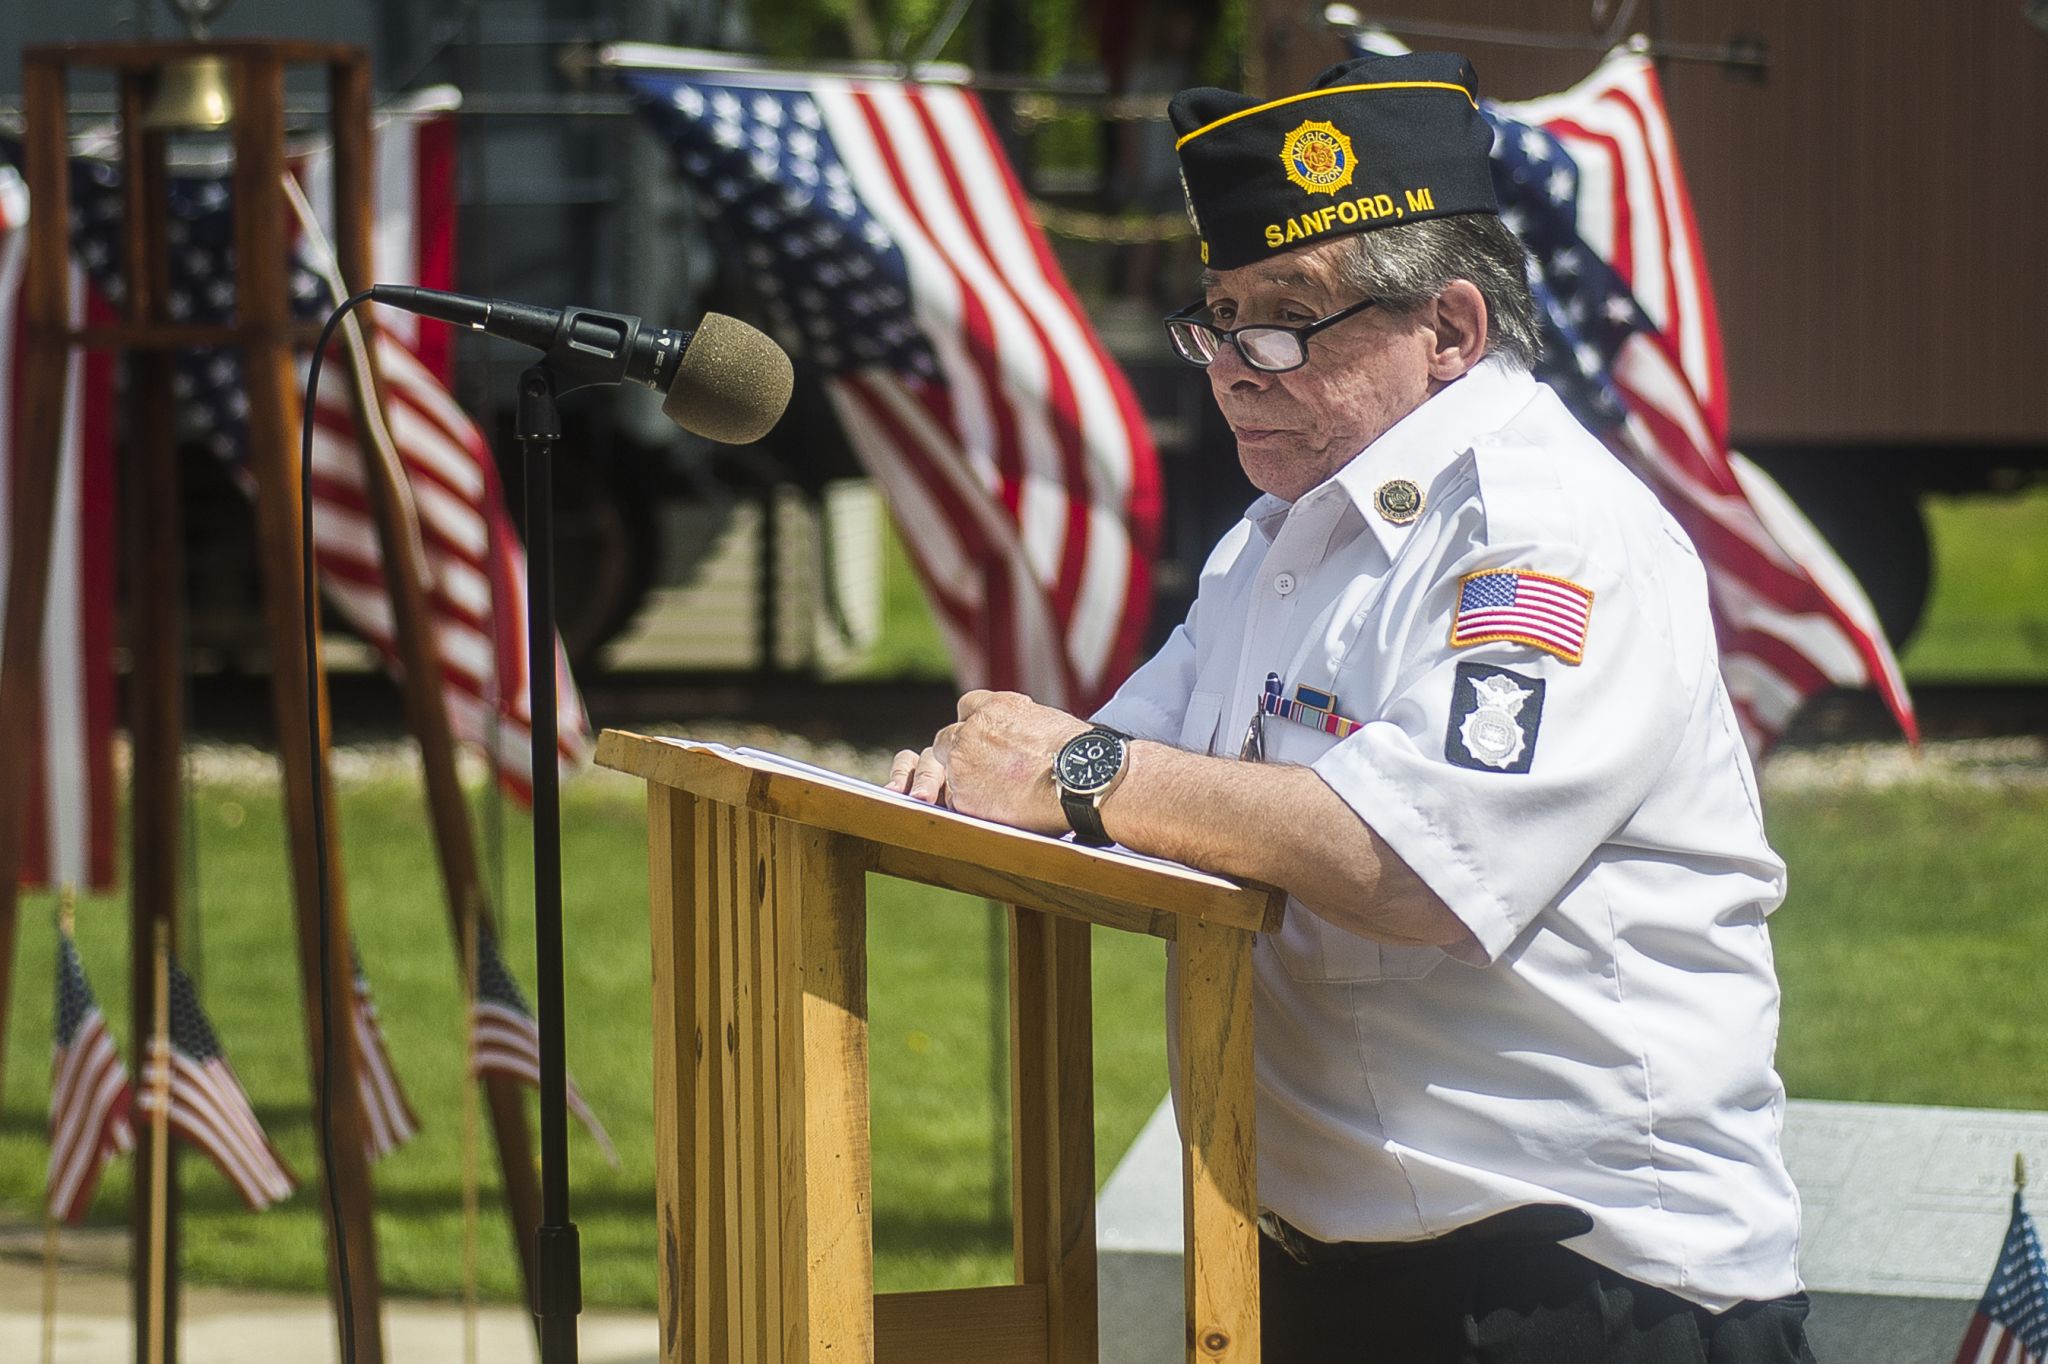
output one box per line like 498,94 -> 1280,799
1445,662 -> 1544,774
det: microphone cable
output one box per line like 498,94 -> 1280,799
299,288 -> 375,1364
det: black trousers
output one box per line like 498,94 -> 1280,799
1259,1226 -> 1818,1364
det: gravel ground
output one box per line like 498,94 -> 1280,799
160,732 -> 2048,794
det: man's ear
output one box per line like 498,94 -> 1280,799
1428,280 -> 1490,381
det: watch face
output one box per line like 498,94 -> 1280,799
1058,732 -> 1125,796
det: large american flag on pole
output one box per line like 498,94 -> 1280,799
138,954 -> 298,1212
47,927 -> 134,1223
616,52 -> 1162,713
0,167 -> 119,891
1345,38 -> 1917,755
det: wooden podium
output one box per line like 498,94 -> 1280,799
596,731 -> 1285,1364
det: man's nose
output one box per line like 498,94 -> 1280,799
1207,339 -> 1270,393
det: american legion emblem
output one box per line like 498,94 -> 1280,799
1279,119 -> 1357,196
1446,662 -> 1544,774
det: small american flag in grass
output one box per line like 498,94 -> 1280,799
470,920 -> 618,1168
48,930 -> 133,1223
350,945 -> 419,1161
1953,1188 -> 2048,1364
139,956 -> 297,1211
1449,569 -> 1594,665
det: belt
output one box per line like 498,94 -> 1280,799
1257,1204 -> 1596,1268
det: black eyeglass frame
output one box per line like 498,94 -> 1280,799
1162,294 -> 1381,373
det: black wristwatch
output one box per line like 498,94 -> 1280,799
1053,726 -> 1131,846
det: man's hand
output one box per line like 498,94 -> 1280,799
884,691 -> 1091,835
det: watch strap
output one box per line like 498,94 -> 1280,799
1061,786 -> 1112,846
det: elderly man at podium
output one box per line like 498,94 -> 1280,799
888,51 -> 1815,1364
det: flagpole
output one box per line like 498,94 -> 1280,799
462,899 -> 482,1364
41,1213 -> 59,1364
42,890 -> 77,1364
146,919 -> 173,1364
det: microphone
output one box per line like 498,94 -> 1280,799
368,284 -> 794,445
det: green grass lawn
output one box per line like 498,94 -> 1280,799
0,767 -> 1167,1305
3,765 -> 2046,1307
1902,486 -> 2048,680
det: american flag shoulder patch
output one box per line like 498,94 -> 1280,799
1449,569 -> 1595,665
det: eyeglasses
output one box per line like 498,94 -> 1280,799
1162,294 -> 1380,373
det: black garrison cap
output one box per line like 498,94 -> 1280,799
1171,52 -> 1499,269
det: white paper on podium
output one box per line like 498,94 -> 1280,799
656,737 -> 1236,886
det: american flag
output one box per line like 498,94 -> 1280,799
350,943 -> 419,1161
138,954 -> 298,1212
619,60 -> 1162,714
0,165 -> 118,890
0,102 -> 593,810
47,928 -> 134,1223
1953,1189 -> 2048,1364
1450,569 -> 1594,664
1345,39 -> 1917,755
470,919 -> 617,1168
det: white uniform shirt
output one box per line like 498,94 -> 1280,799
1094,358 -> 1802,1310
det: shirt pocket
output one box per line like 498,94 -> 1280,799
1178,690 -> 1225,756
1263,706 -> 1446,986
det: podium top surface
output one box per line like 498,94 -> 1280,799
597,729 -> 1285,937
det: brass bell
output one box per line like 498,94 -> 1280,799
142,55 -> 235,130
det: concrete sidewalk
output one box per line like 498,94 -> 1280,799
0,1248 -> 657,1364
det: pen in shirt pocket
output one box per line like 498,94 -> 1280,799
1240,671 -> 1282,763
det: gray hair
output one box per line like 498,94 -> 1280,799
1332,214 -> 1544,371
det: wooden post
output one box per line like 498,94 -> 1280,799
117,57 -> 191,1364
0,52 -> 78,1112
1009,907 -> 1097,1364
229,46 -> 385,1364
1175,918 -> 1259,1364
326,50 -> 545,1313
791,823 -> 873,1360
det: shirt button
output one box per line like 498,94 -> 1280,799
1274,572 -> 1297,596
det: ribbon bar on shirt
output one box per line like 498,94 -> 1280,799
1261,684 -> 1364,739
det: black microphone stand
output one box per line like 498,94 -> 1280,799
517,360 -> 581,1363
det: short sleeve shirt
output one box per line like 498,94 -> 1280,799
1094,359 -> 1802,1310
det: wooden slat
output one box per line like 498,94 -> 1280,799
876,1285 -> 1049,1364
1176,920 -> 1259,1364
595,732 -> 1283,935
874,846 -> 1180,941
772,818 -> 810,1363
645,787 -> 696,1364
1010,910 -> 1099,1364
713,806 -> 746,1357
691,800 -> 718,1364
1047,915 -> 1097,1364
730,811 -> 760,1364
1008,910 -> 1051,1289
792,824 -> 873,1361
756,818 -> 781,1363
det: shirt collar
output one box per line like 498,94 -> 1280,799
1247,358 -> 1537,554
